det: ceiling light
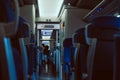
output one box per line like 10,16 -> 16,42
42,36 -> 51,40
38,0 -> 64,19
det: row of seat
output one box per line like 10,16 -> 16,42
0,0 -> 36,80
0,0 -> 19,80
63,16 -> 120,80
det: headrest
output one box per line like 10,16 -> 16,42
13,17 -> 30,38
86,16 -> 120,40
1,0 -> 14,22
17,22 -> 29,38
0,0 -> 12,22
72,28 -> 86,44
63,38 -> 73,47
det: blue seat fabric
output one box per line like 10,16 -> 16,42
63,38 -> 74,80
11,17 -> 29,80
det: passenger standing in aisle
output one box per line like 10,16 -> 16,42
41,44 -> 45,65
43,45 -> 50,73
44,45 -> 50,64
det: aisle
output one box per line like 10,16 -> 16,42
39,61 -> 57,80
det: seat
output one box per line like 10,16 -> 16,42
11,19 -> 29,80
63,38 -> 75,80
72,28 -> 89,80
113,34 -> 120,80
27,31 -> 36,79
0,0 -> 19,80
85,16 -> 120,80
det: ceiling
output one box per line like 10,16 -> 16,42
18,0 -> 104,17
36,0 -> 104,20
37,0 -> 64,19
18,0 -> 115,20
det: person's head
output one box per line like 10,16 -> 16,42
41,44 -> 45,49
42,44 -> 45,47
45,45 -> 49,50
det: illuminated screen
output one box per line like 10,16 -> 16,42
41,30 -> 53,36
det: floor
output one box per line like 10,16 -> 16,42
39,61 -> 58,80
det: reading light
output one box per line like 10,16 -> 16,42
117,15 -> 120,18
114,12 -> 120,18
38,0 -> 64,19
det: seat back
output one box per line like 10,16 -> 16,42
72,28 -> 89,80
86,16 -> 120,80
114,34 -> 120,80
63,38 -> 73,63
18,22 -> 29,80
11,19 -> 29,80
0,0 -> 19,80
27,32 -> 35,76
63,38 -> 74,71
